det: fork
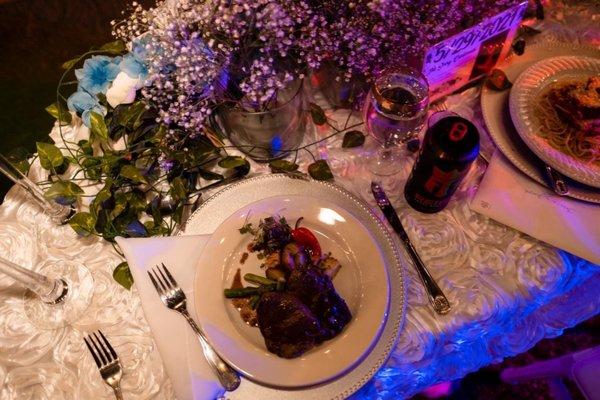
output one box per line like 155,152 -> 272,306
148,263 -> 241,391
84,331 -> 124,400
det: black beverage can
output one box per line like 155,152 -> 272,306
404,114 -> 479,213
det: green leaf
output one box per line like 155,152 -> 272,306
116,101 -> 147,130
91,185 -> 113,215
45,103 -> 72,125
199,170 -> 224,181
61,57 -> 80,71
113,261 -> 134,290
36,142 -> 64,170
78,140 -> 93,156
68,212 -> 96,237
96,92 -> 109,108
170,177 -> 187,201
269,159 -> 299,172
89,112 -> 109,141
309,102 -> 327,126
218,156 -> 247,169
99,40 -> 127,55
54,159 -> 69,175
120,164 -> 147,183
82,157 -> 102,180
342,130 -> 366,148
6,148 -> 31,175
126,190 -> 147,213
112,193 -> 128,218
308,160 -> 334,181
44,181 -> 84,205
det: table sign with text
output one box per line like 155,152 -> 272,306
423,2 -> 528,101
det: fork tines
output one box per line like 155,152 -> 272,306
147,262 -> 178,295
84,330 -> 120,369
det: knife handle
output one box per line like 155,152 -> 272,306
404,240 -> 451,315
543,165 -> 569,196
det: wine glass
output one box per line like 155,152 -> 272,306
0,153 -> 93,329
363,66 -> 429,176
0,255 -> 94,329
0,153 -> 73,224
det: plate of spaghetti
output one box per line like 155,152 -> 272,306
509,56 -> 600,189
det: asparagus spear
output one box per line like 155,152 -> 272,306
224,287 -> 261,298
244,273 -> 277,286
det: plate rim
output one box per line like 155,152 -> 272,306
480,41 -> 600,203
509,55 -> 600,188
183,174 -> 407,400
193,193 -> 391,388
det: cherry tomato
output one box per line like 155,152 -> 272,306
291,226 -> 321,262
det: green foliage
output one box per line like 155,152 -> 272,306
218,156 -> 248,169
342,130 -> 365,148
308,160 -> 334,181
37,142 -> 65,170
69,212 -> 96,236
89,111 -> 109,141
44,181 -> 83,205
6,148 -> 31,175
309,102 -> 327,126
99,40 -> 127,55
113,262 -> 134,290
45,103 -> 72,125
119,165 -> 147,184
269,159 -> 299,173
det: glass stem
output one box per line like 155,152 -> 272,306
0,256 -> 68,304
0,155 -> 73,224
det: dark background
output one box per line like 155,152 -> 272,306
0,0 -> 151,199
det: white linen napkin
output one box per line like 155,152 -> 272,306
116,235 -> 225,400
470,151 -> 600,265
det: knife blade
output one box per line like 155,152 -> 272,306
371,182 -> 451,315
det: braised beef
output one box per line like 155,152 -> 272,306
257,292 -> 327,358
286,266 -> 352,339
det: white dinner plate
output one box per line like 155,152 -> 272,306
481,41 -> 600,203
184,175 -> 407,399
509,56 -> 600,189
194,195 -> 389,388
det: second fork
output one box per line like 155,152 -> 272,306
148,263 -> 241,391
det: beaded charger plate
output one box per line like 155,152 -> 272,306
510,56 -> 600,189
481,42 -> 600,203
184,175 -> 407,399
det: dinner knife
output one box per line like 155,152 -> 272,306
370,182 -> 451,315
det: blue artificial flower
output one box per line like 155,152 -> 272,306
81,105 -> 107,128
66,90 -> 106,128
119,53 -> 148,80
67,90 -> 97,114
75,55 -> 120,95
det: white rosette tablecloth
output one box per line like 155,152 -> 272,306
1,4 -> 599,399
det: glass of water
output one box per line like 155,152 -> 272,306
364,66 -> 429,176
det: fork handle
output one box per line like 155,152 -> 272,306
112,386 -> 123,400
181,309 -> 241,391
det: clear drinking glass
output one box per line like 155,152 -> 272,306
363,66 -> 430,176
0,154 -> 93,329
0,255 -> 93,329
220,80 -> 306,162
0,154 -> 73,224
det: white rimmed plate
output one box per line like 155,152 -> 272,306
481,42 -> 600,203
509,55 -> 600,189
183,175 -> 407,399
194,195 -> 389,388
